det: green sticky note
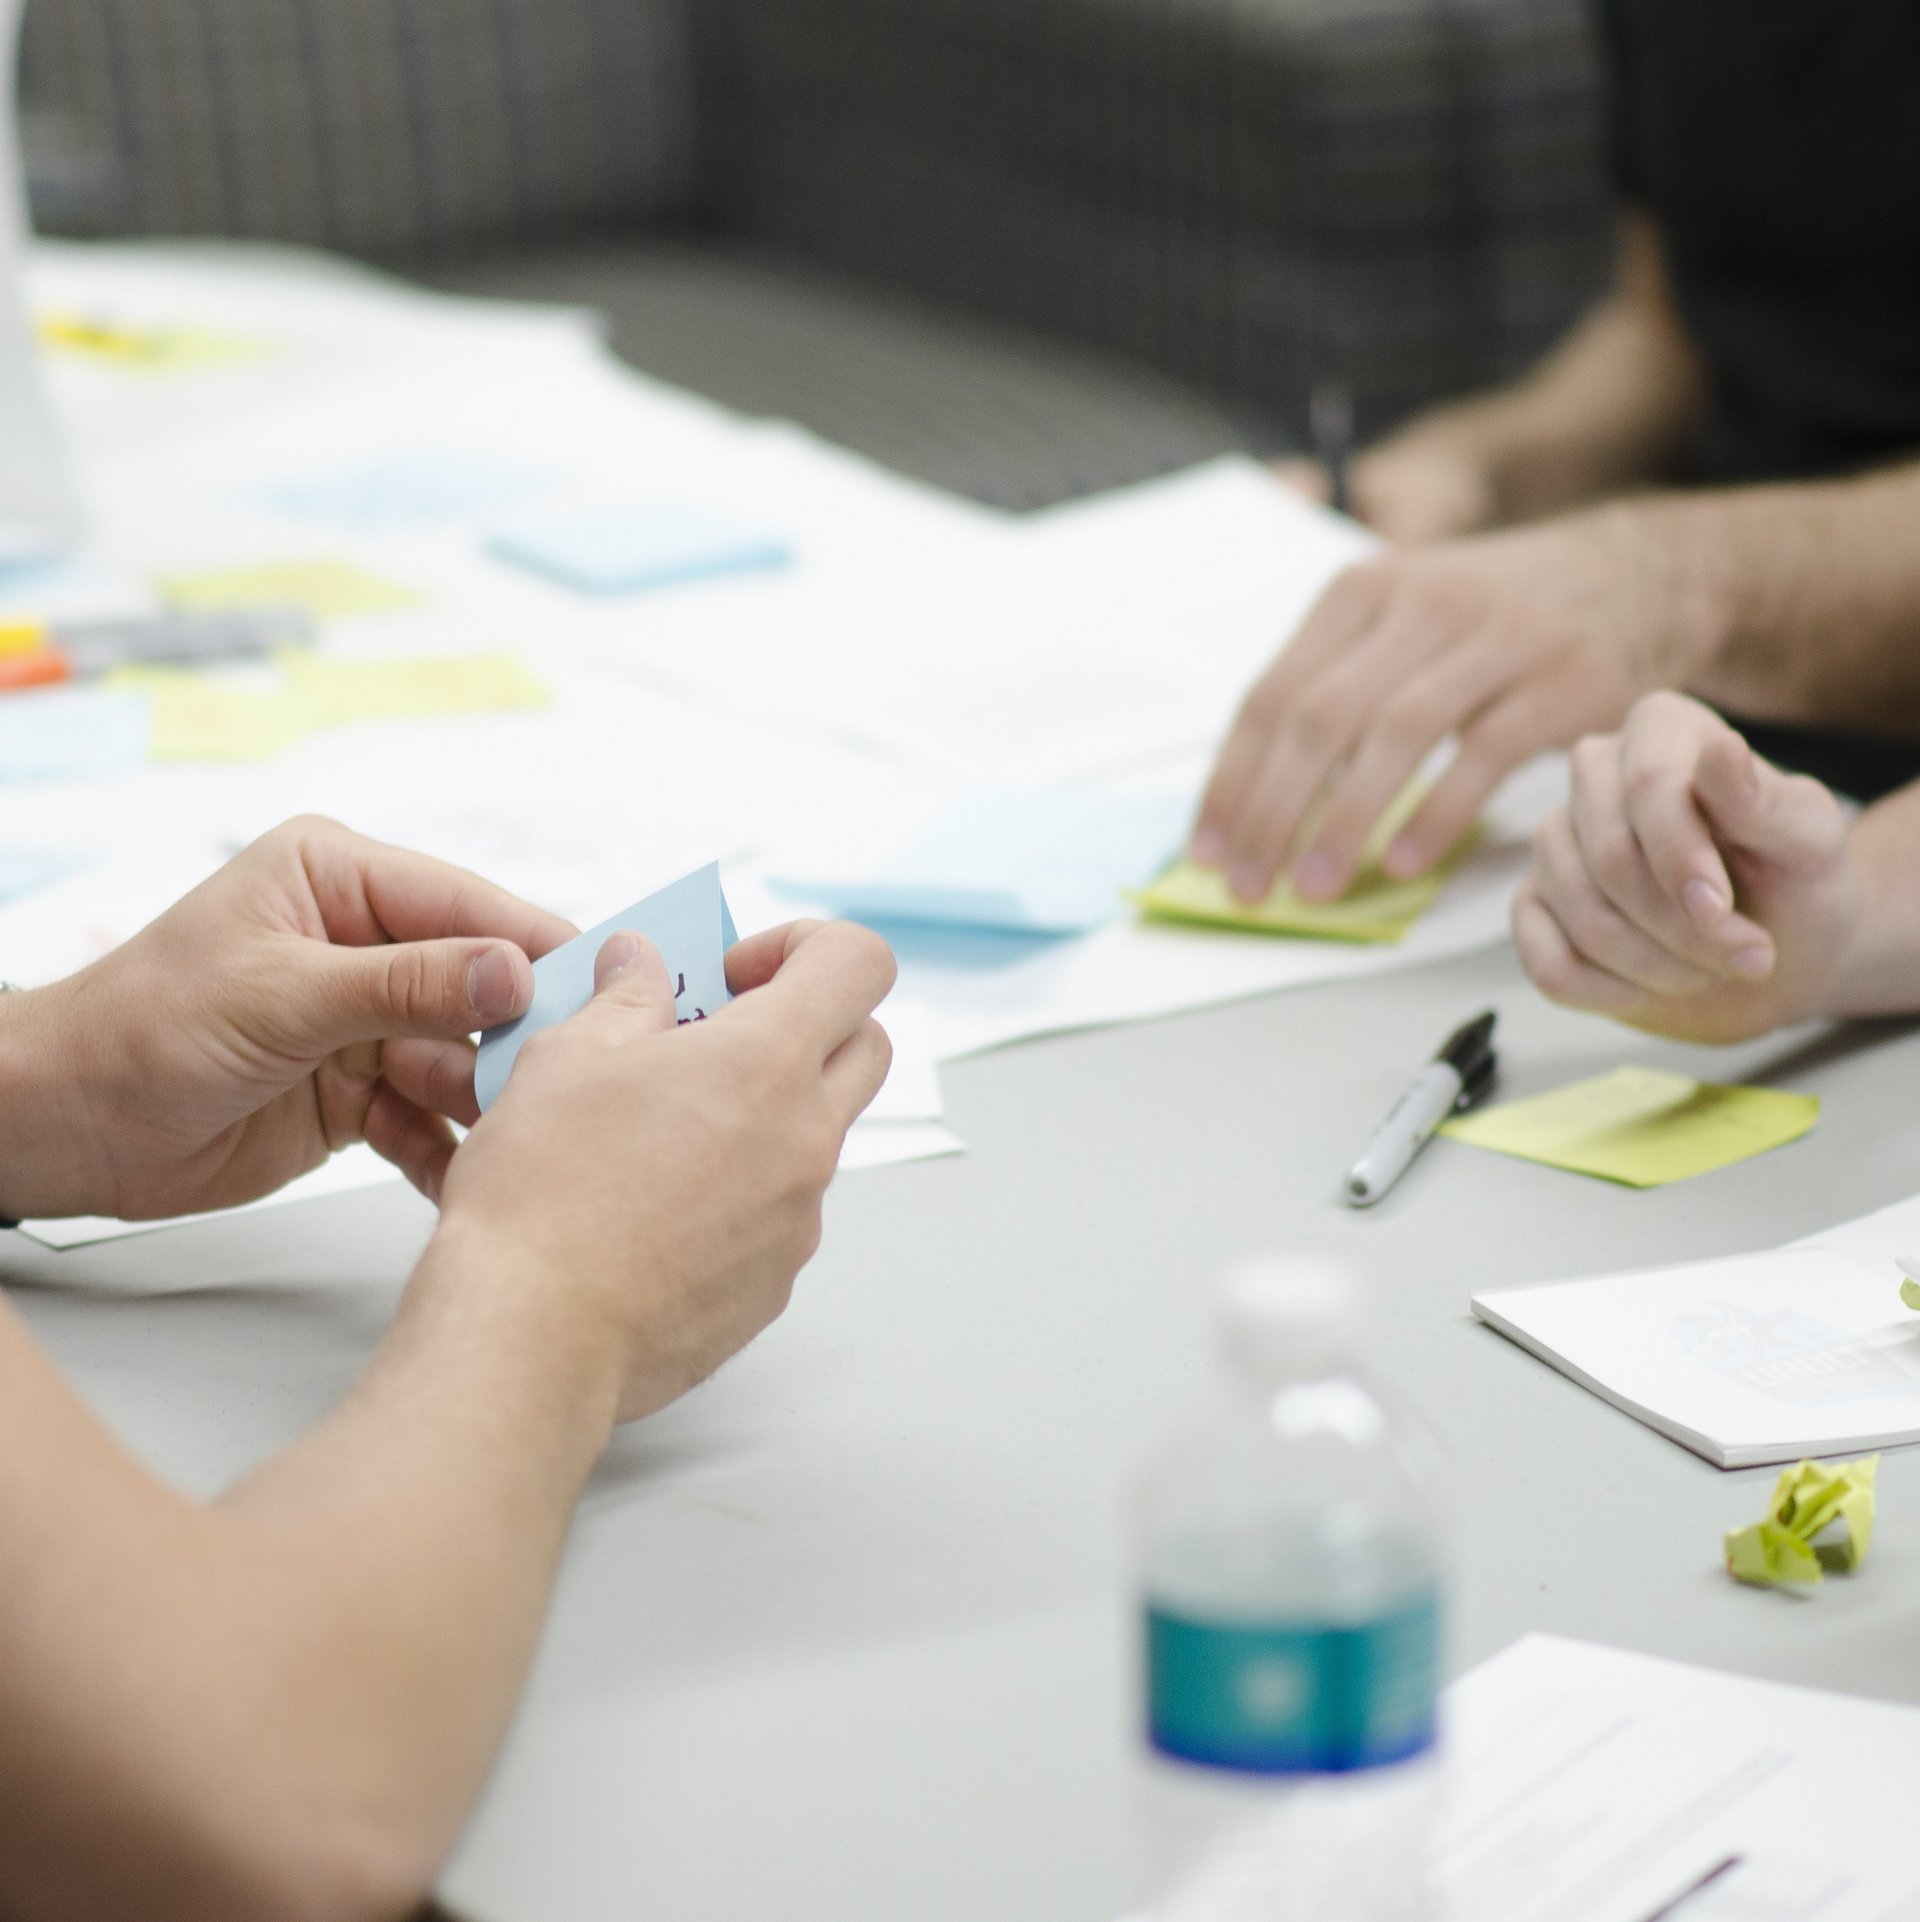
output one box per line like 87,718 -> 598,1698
160,560 -> 423,621
1439,1065 -> 1818,1188
1726,1456 -> 1877,1590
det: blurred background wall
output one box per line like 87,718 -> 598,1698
15,0 -> 1612,508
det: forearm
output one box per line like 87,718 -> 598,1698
1,1227 -> 619,1920
1378,214 -> 1708,524
1628,461 -> 1920,732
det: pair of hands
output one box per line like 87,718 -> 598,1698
0,817 -> 893,1423
1190,435 -> 1709,906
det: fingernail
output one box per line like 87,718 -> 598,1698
1729,944 -> 1773,979
1293,851 -> 1339,901
1190,825 -> 1225,867
1229,860 -> 1268,904
1382,836 -> 1421,878
467,947 -> 521,1022
1682,878 -> 1729,928
599,931 -> 642,981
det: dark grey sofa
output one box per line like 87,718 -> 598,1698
17,0 -> 1613,506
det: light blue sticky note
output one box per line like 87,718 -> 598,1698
486,503 -> 791,595
0,849 -> 87,902
0,686 -> 152,783
474,862 -> 739,1112
770,789 -> 1191,936
264,453 -> 548,530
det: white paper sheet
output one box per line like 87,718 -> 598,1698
1133,1634 -> 1920,1922
579,459 -> 1373,782
1473,1186 -> 1920,1468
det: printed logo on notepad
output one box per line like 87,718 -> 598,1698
1672,1301 -> 1920,1406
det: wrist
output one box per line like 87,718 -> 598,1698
0,981 -> 109,1221
402,1217 -> 625,1462
1811,820 -> 1909,1023
1579,498 -> 1738,688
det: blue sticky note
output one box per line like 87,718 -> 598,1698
265,453 -> 548,529
475,862 -> 739,1112
0,849 -> 87,902
486,504 -> 790,595
0,686 -> 152,783
769,789 -> 1191,936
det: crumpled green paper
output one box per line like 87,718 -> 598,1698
1725,1456 -> 1878,1589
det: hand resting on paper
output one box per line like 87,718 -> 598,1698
1511,692 -> 1908,1044
1189,506 -> 1709,910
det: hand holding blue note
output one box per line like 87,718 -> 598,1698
475,863 -> 739,1111
445,914 -> 898,1423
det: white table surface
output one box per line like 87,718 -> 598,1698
10,940 -> 1920,1921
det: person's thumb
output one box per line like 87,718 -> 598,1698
575,930 -> 678,1033
310,937 -> 535,1049
1692,730 -> 1842,873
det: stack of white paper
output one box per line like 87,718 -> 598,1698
1473,1190 -> 1920,1467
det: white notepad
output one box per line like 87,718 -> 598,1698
1473,1190 -> 1920,1468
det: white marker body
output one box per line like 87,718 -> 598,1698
1344,1062 -> 1464,1208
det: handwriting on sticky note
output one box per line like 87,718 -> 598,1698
1726,1456 -> 1877,1589
159,560 -> 423,622
1441,1065 -> 1819,1188
474,863 -> 739,1112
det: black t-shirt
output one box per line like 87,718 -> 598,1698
1602,0 -> 1920,485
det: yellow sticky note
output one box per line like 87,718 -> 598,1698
1136,854 -> 1457,943
1134,781 -> 1475,943
37,311 -> 272,371
1726,1456 -> 1877,1589
160,561 -> 423,622
113,667 -> 308,763
1440,1065 -> 1818,1188
279,651 -> 549,725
